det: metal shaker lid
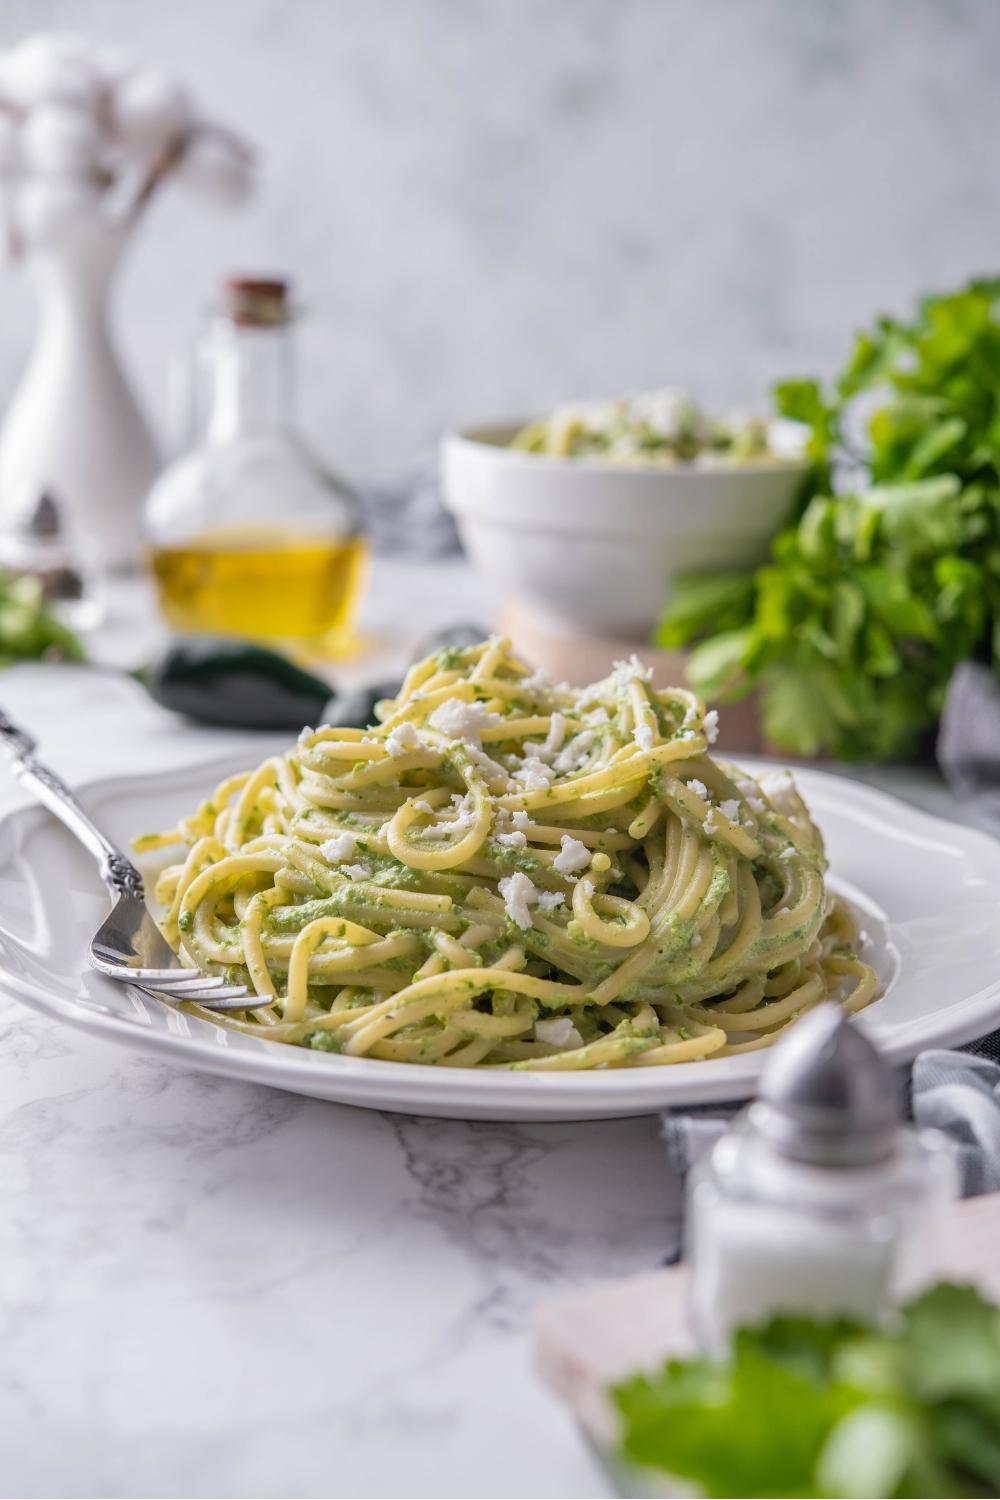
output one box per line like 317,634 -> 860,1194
750,1003 -> 899,1166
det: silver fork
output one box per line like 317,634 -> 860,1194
0,706 -> 252,1010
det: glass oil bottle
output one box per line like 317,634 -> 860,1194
144,278 -> 367,655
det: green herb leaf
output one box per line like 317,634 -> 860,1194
654,573 -> 756,650
612,1285 -> 1000,1499
616,1344 -> 862,1498
685,626 -> 756,700
652,275 -> 1000,761
815,1402 -> 920,1499
0,572 -> 84,665
900,1283 -> 1000,1403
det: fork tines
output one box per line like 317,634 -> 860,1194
103,966 -> 251,1004
127,983 -> 257,1013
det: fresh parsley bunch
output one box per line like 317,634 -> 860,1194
656,278 -> 1000,760
614,1283 -> 1000,1498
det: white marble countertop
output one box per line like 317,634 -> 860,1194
0,564 -> 676,1500
0,560 -> 974,1499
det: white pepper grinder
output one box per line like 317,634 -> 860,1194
687,1004 -> 958,1358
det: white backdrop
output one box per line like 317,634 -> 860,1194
0,0 -> 996,479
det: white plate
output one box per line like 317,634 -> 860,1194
0,754 -> 998,1121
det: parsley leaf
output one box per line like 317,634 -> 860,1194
616,1341 -> 863,1498
611,1283 -> 1000,1498
901,1283 -> 1000,1404
655,276 -> 1000,761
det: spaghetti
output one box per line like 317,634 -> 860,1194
133,638 -> 878,1070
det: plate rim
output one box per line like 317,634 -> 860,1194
0,752 -> 998,1120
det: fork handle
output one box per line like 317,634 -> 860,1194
0,706 -> 143,900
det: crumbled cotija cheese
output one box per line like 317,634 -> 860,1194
498,871 -> 538,930
342,863 -> 371,881
420,794 -> 476,839
719,799 -> 740,822
535,1017 -> 584,1049
385,721 -> 426,757
534,890 -> 565,910
493,806 -> 528,846
517,669 -> 553,698
703,709 -> 719,743
528,712 -> 566,765
553,728 -> 597,774
687,779 -> 708,799
511,756 -> 556,792
544,711 -> 566,757
495,829 -> 527,848
613,653 -> 653,683
633,722 -> 653,752
427,697 -> 501,744
321,831 -> 356,863
462,742 -> 510,785
553,835 -> 591,875
734,777 -> 768,816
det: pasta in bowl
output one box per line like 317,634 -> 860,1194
133,638 -> 877,1071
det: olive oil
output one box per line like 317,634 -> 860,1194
143,278 -> 367,655
151,528 -> 369,650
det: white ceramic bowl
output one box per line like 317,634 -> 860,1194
440,423 -> 809,638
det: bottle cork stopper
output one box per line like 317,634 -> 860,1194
224,277 -> 289,326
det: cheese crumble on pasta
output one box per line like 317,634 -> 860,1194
133,637 -> 878,1071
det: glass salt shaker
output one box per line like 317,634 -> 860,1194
143,277 -> 368,655
687,1004 -> 957,1358
0,490 -> 105,630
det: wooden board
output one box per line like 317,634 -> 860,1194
532,1191 -> 1000,1448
